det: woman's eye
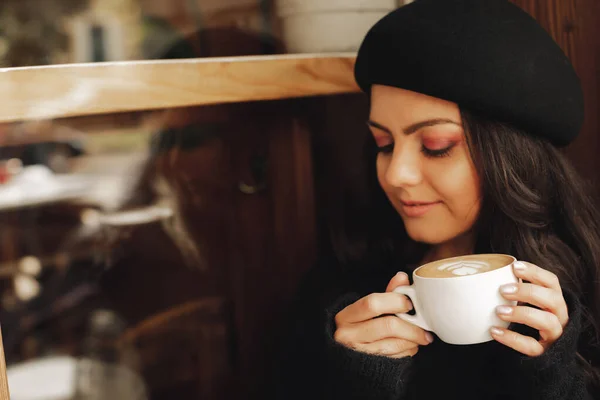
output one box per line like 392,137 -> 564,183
376,143 -> 394,154
421,144 -> 454,158
420,137 -> 458,158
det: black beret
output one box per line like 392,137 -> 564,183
354,0 -> 584,146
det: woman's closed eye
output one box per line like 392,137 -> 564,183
421,138 -> 457,158
375,141 -> 457,157
376,143 -> 395,154
373,134 -> 394,154
421,144 -> 454,158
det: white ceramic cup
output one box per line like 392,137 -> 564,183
393,254 -> 519,345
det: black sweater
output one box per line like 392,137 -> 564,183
273,257 -> 596,400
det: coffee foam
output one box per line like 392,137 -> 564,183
436,260 -> 492,276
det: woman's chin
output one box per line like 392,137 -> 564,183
404,226 -> 452,246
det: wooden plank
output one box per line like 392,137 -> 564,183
0,53 -> 359,123
0,327 -> 9,400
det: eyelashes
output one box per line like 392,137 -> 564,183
421,145 -> 453,158
375,143 -> 455,158
376,143 -> 395,154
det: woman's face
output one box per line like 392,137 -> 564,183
369,85 -> 481,245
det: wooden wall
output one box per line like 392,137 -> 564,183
511,0 -> 600,190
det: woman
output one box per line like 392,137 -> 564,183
274,1 -> 600,399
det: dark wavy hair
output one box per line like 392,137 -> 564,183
333,107 -> 600,392
464,109 -> 600,389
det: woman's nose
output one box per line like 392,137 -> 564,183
384,148 -> 422,188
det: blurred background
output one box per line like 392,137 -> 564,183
0,0 -> 412,67
0,0 -> 597,399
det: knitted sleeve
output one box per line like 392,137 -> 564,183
322,293 -> 414,399
271,260 -> 414,400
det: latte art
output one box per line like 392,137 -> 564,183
416,254 -> 512,279
437,261 -> 493,276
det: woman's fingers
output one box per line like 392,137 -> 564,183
386,271 -> 410,292
499,282 -> 569,326
389,347 -> 419,359
495,263 -> 570,356
490,326 -> 545,357
334,277 -> 433,358
335,292 -> 413,325
353,338 -> 420,358
513,261 -> 561,291
495,305 -> 563,342
334,315 -> 433,346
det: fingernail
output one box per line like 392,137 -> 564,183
513,261 -> 527,272
397,271 -> 409,279
425,332 -> 434,343
500,284 -> 518,294
490,327 -> 504,336
496,305 -> 513,315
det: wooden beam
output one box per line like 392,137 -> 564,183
0,53 -> 359,123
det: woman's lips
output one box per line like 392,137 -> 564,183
399,201 -> 441,217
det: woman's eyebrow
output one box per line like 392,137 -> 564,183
366,120 -> 392,134
367,118 -> 461,135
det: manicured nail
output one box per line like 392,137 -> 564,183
496,305 -> 513,315
513,261 -> 527,272
397,271 -> 409,279
490,327 -> 504,336
500,284 -> 518,294
425,332 -> 434,343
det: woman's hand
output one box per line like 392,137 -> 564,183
491,261 -> 569,357
334,272 -> 434,358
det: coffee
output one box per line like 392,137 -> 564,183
415,254 -> 512,279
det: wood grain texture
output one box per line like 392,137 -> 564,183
223,100 -> 317,399
510,0 -> 600,190
0,327 -> 9,400
0,53 -> 359,123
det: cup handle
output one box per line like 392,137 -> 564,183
393,285 -> 433,332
